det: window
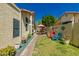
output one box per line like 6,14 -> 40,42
25,17 -> 29,23
25,17 -> 30,31
13,18 -> 20,38
25,24 -> 28,31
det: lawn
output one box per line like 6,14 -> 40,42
32,35 -> 79,56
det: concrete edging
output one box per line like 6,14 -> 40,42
20,34 -> 38,56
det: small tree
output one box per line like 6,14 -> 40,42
42,16 -> 56,27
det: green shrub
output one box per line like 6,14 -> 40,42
21,40 -> 26,44
28,33 -> 32,38
61,25 -> 65,30
0,46 -> 16,56
59,39 -> 65,44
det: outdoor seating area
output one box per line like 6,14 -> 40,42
46,20 -> 64,40
37,24 -> 47,34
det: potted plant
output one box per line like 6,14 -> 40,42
63,34 -> 71,44
14,44 -> 20,49
21,36 -> 26,44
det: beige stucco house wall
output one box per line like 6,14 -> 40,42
21,9 -> 34,40
0,3 -> 21,48
0,3 -> 35,49
59,12 -> 79,47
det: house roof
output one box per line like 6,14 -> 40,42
21,9 -> 34,15
55,21 -> 61,25
7,3 -> 20,12
8,4 -> 34,15
64,11 -> 79,14
59,11 -> 79,20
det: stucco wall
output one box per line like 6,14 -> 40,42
0,3 -> 21,48
21,12 -> 33,40
72,14 -> 79,47
21,12 -> 30,40
60,14 -> 73,22
60,13 -> 79,47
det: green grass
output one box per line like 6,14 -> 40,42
32,35 -> 79,56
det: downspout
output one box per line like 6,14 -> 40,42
29,15 -> 33,34
20,11 -> 22,42
71,14 -> 75,43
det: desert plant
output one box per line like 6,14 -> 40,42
0,46 -> 16,56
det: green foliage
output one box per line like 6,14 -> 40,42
21,40 -> 26,44
42,16 -> 56,27
0,46 -> 16,56
59,39 -> 65,44
61,25 -> 65,30
28,33 -> 32,38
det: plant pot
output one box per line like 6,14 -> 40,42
64,40 -> 70,44
11,51 -> 16,56
14,44 -> 20,49
47,32 -> 51,38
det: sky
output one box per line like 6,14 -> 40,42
16,3 -> 79,22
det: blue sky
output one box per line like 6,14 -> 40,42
16,3 -> 79,22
